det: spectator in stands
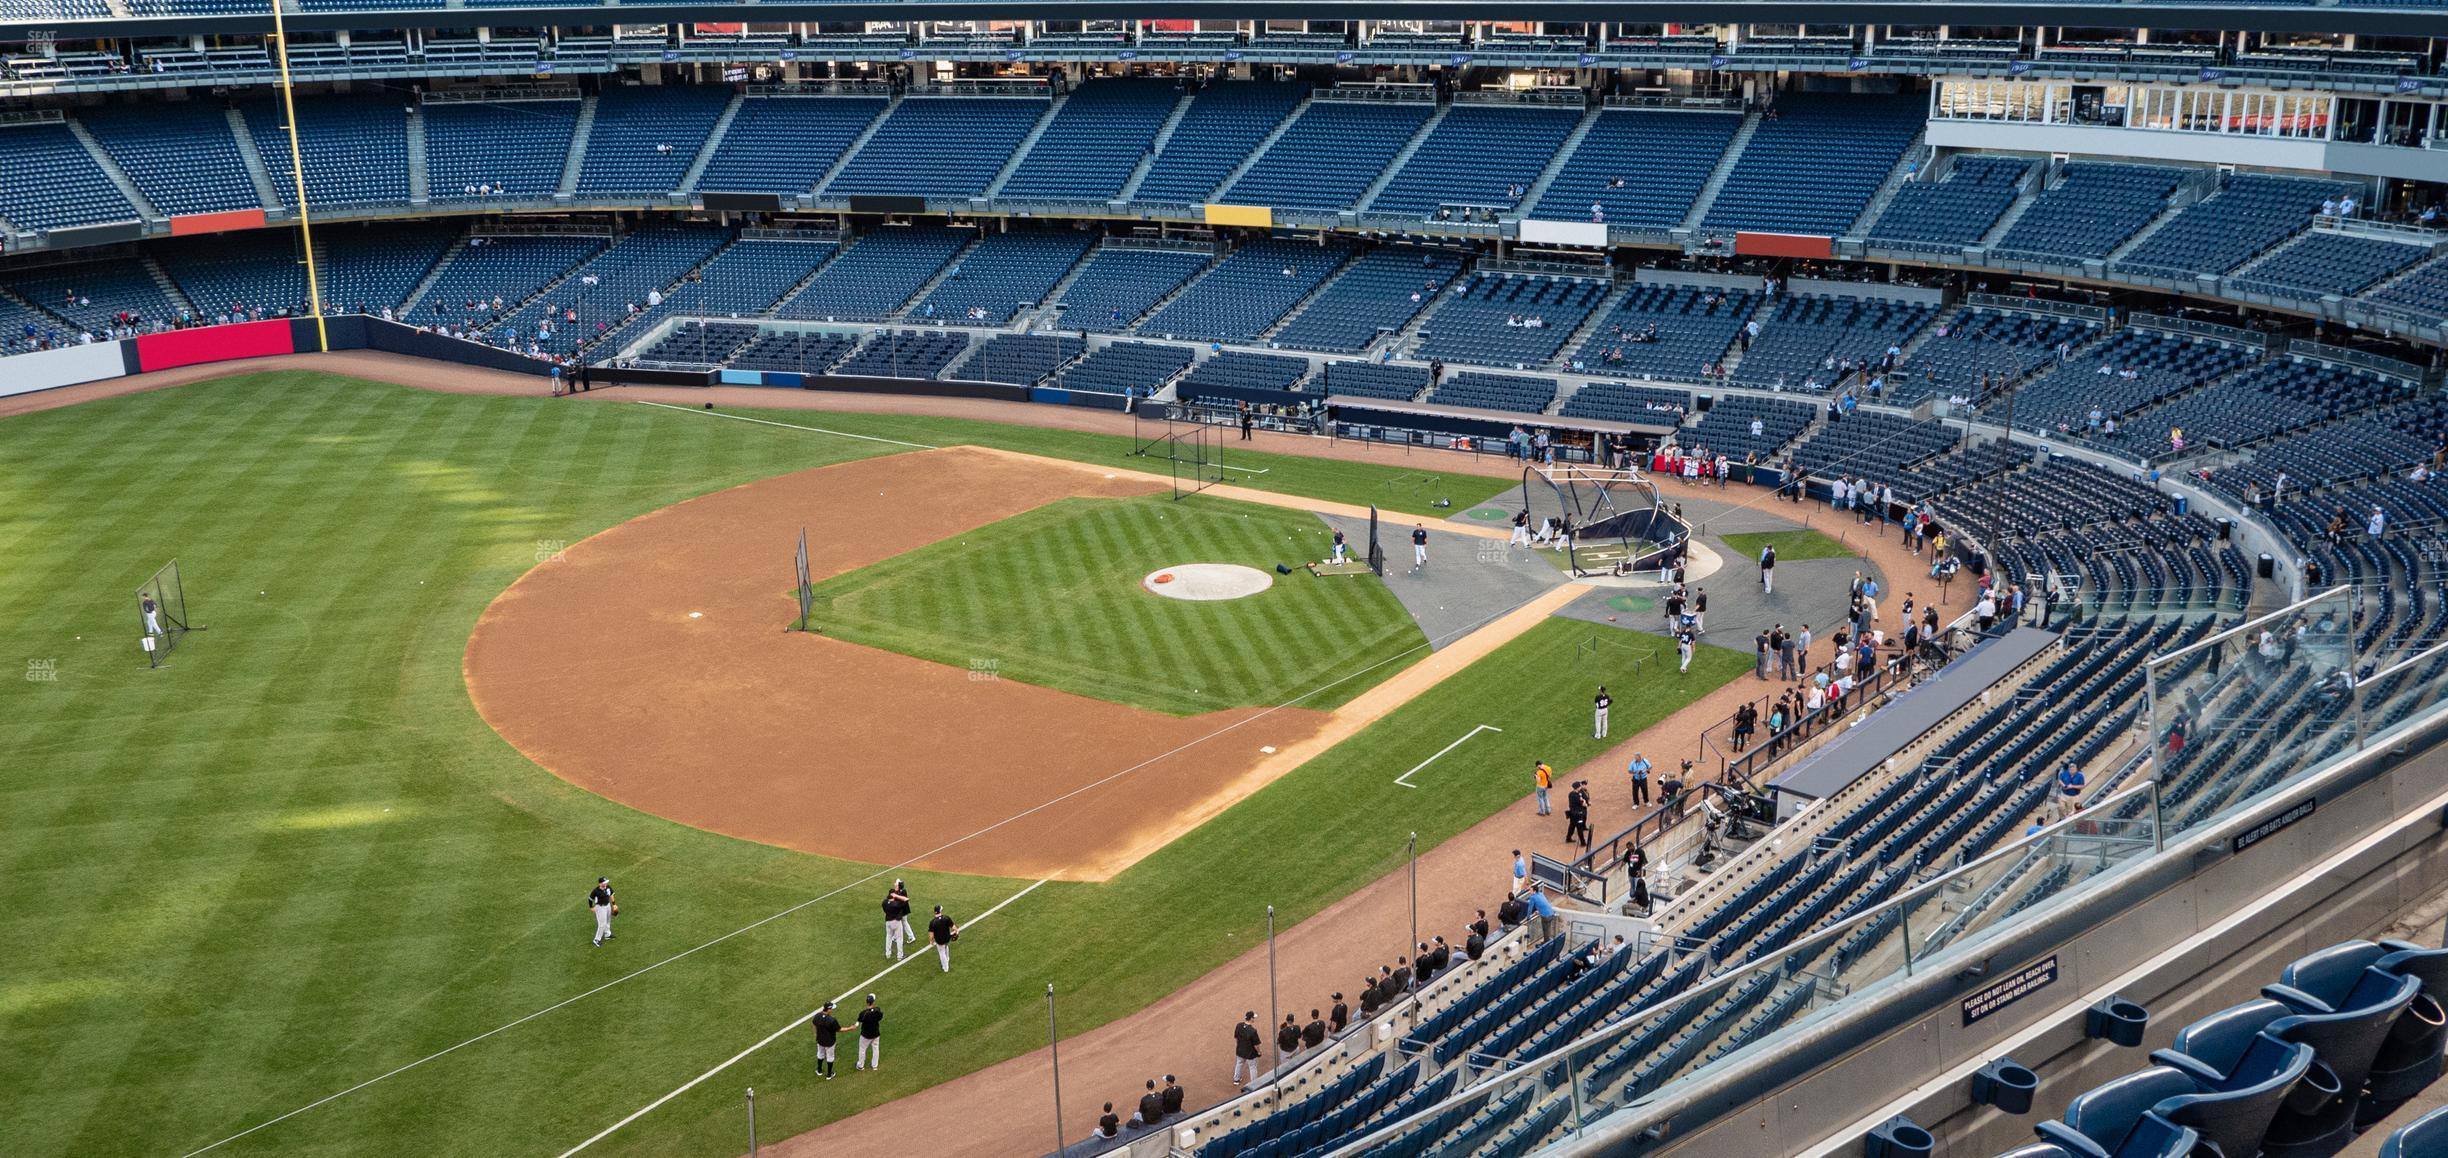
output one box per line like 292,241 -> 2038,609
1522,881 -> 1557,922
2369,504 -> 2388,537
1232,1012 -> 1263,1089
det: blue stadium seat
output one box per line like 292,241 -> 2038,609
2228,231 -> 2430,299
1271,247 -> 1460,354
1224,98 -> 1435,211
575,85 -> 733,197
2379,1105 -> 2448,1158
776,226 -> 972,322
697,96 -> 888,196
1532,108 -> 1743,229
2113,173 -> 2345,280
1051,245 -> 1213,333
1132,82 -> 1310,206
0,121 -> 139,230
241,96 -> 409,208
1867,155 -> 2030,251
910,230 -> 1095,325
997,78 -> 1182,201
1702,96 -> 1924,236
1057,341 -> 1193,396
1991,163 -> 2186,264
1322,361 -> 1431,401
77,103 -> 260,217
825,95 -> 1050,199
1416,272 -> 1612,369
1139,237 -> 1355,343
422,97 -> 578,203
1367,104 -> 1581,219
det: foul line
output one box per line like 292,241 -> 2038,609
557,878 -> 1048,1157
1392,725 -> 1505,788
632,400 -> 942,450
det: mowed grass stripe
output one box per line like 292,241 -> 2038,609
5,374 -> 1748,1157
806,494 -> 1427,715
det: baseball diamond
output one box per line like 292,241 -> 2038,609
10,10 -> 2448,1158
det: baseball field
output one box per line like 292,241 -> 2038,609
1,369 -> 1753,1156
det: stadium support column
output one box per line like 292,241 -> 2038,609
268,0 -> 329,352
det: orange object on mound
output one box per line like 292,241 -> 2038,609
1153,573 -> 1175,583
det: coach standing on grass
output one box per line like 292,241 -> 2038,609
855,994 -> 884,1071
1593,685 -> 1612,739
1759,543 -> 1778,594
928,905 -> 958,972
587,877 -> 616,947
809,1001 -> 842,1080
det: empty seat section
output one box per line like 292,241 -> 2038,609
1057,341 -> 1193,395
2367,254 -> 2448,323
1866,155 -> 2030,250
1138,237 -> 1355,342
6,261 -> 179,332
997,78 -> 1181,201
620,238 -> 835,333
825,96 -> 1050,199
1132,82 -> 1309,205
1702,96 -> 1925,235
1688,395 -> 1816,459
1224,98 -> 1435,211
1415,272 -> 1612,368
77,103 -> 260,216
634,320 -> 760,366
574,86 -> 734,196
1428,371 -> 1557,413
422,98 -> 579,203
163,222 -> 456,317
1531,108 -> 1744,230
836,329 -> 969,378
2004,328 -> 2258,435
912,230 -> 1094,325
1271,247 -> 1462,354
0,121 -> 139,230
2113,173 -> 2345,279
1908,307 -> 2101,400
1050,245 -> 1211,332
1992,163 -> 2187,264
730,329 -> 858,373
965,333 -> 1084,384
1368,104 -> 1581,218
1560,381 -> 1693,423
242,96 -> 409,208
696,96 -> 887,195
1323,361 -> 1431,401
1180,350 -> 1312,398
2228,231 -> 2430,299
777,226 -> 972,321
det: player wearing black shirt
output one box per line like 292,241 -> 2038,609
808,1002 -> 842,1079
855,994 -> 883,1071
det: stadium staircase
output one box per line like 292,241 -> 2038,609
142,255 -> 194,317
1253,247 -> 1367,341
397,229 -> 468,316
404,109 -> 430,204
1516,106 -> 1601,212
556,95 -> 597,199
1353,100 -> 1455,214
765,239 -> 851,314
223,107 -> 285,211
1204,95 -> 1313,203
676,92 -> 746,195
1551,279 -> 1630,370
983,91 -> 1068,198
1117,247 -> 1224,334
1020,239 -> 1111,328
1707,295 -> 1780,378
64,114 -> 158,221
812,93 -> 903,196
1845,133 -> 1930,238
1114,88 -> 1198,203
1678,109 -> 1763,231
1970,168 -> 2048,252
2102,169 -> 2221,266
892,231 -> 988,318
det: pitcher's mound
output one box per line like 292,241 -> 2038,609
1143,564 -> 1274,601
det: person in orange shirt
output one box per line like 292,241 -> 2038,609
1533,760 -> 1554,816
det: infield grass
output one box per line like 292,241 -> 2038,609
1720,528 -> 1863,563
804,493 -> 1424,714
1,371 -> 1747,1158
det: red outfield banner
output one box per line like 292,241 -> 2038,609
168,209 -> 269,236
1733,232 -> 1836,259
133,319 -> 297,372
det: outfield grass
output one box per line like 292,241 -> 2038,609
805,493 -> 1424,714
1720,529 -> 1863,563
706,402 -> 1515,518
0,372 -> 1745,1157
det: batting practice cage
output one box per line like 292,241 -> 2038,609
138,559 -> 194,668
1519,464 -> 1690,577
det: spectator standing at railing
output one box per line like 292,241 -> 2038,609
1627,752 -> 1652,805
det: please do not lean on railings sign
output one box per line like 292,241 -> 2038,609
1962,955 -> 2059,1027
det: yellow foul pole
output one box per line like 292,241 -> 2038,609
268,0 -> 328,352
